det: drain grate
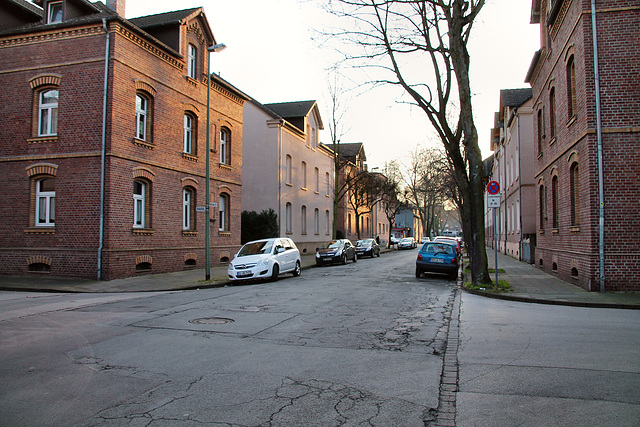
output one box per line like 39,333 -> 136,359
190,317 -> 234,325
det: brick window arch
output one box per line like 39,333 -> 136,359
183,112 -> 198,155
539,184 -> 546,230
570,162 -> 579,226
219,193 -> 230,232
551,175 -> 559,229
26,163 -> 58,229
537,108 -> 543,154
183,186 -> 196,231
549,86 -> 556,139
566,55 -> 577,119
29,75 -> 62,141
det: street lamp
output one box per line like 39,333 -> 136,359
205,43 -> 227,281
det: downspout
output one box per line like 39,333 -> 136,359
98,18 -> 110,280
277,119 -> 283,234
502,137 -> 507,254
591,0 -> 605,292
516,108 -> 523,262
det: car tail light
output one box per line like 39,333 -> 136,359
417,254 -> 423,261
451,258 -> 457,264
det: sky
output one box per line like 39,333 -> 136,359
113,0 -> 540,169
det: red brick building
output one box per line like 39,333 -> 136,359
0,0 -> 247,280
527,0 -> 640,291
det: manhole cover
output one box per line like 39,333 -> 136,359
190,317 -> 234,325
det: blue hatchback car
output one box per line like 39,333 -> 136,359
415,241 -> 459,279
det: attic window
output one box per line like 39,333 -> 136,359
48,2 -> 63,24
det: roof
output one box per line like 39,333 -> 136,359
337,142 -> 366,162
128,8 -> 201,29
264,101 -> 317,120
9,0 -> 42,15
500,88 -> 533,108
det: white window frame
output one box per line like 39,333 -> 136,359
183,189 -> 191,230
219,194 -> 228,231
48,2 -> 62,24
135,94 -> 147,141
38,89 -> 58,137
187,44 -> 197,79
184,114 -> 193,154
35,178 -> 55,226
133,181 -> 145,228
220,128 -> 230,164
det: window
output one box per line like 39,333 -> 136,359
539,185 -> 545,229
549,87 -> 556,139
314,208 -> 319,234
220,127 -> 230,165
36,178 -> 55,226
285,202 -> 292,233
570,163 -> 579,226
183,188 -> 195,230
38,89 -> 58,137
325,210 -> 330,234
301,205 -> 307,234
567,55 -> 577,119
551,175 -> 559,228
219,193 -> 229,231
325,172 -> 330,196
133,180 -> 146,228
537,109 -> 543,154
136,94 -> 149,141
48,2 -> 62,24
187,44 -> 197,79
314,168 -> 319,193
286,155 -> 292,185
301,162 -> 307,189
183,114 -> 195,154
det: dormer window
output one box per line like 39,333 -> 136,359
48,2 -> 63,24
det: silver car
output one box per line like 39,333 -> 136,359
228,238 -> 301,282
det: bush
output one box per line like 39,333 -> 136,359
241,209 -> 279,244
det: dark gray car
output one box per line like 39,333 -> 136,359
315,239 -> 357,265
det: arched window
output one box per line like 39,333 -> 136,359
301,205 -> 307,234
285,155 -> 292,185
314,208 -> 320,234
183,113 -> 197,155
348,213 -> 352,235
551,175 -> 559,229
314,168 -> 319,193
301,162 -> 307,189
325,210 -> 330,235
183,187 -> 195,230
539,185 -> 545,229
133,180 -> 148,228
135,93 -> 152,141
570,162 -> 579,226
38,89 -> 58,137
219,193 -> 229,231
567,55 -> 577,118
325,172 -> 331,196
36,178 -> 55,226
537,109 -> 543,154
285,202 -> 292,233
220,127 -> 230,165
187,44 -> 197,79
549,87 -> 556,139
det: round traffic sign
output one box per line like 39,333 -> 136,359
487,181 -> 500,195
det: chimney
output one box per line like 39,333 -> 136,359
106,0 -> 126,17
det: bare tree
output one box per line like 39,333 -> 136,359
322,0 -> 491,285
375,161 -> 404,247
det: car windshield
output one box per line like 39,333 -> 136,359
423,243 -> 454,255
321,241 -> 342,249
356,240 -> 372,247
237,240 -> 273,257
401,238 -> 412,243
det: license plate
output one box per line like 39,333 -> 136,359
323,258 -> 332,262
430,258 -> 444,263
237,271 -> 252,277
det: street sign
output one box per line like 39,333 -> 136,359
487,195 -> 501,208
196,207 -> 206,212
209,202 -> 218,207
487,181 -> 500,195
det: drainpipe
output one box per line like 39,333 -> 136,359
591,0 -> 605,292
278,119 -> 283,234
97,18 -> 110,280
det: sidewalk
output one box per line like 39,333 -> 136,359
1,250 -> 638,309
464,250 -> 640,309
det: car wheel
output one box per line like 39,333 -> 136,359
415,268 -> 421,278
341,254 -> 347,265
293,261 -> 301,277
270,264 -> 280,281
376,251 -> 380,257
353,253 -> 357,262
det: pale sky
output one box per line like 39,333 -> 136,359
116,0 -> 540,169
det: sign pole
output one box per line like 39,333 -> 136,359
494,206 -> 498,287
487,181 -> 501,288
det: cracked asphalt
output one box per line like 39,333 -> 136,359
0,250 -> 457,426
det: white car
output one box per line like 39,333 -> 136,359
398,237 -> 417,249
228,238 -> 301,282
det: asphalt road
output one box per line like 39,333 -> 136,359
0,249 -> 455,426
1,250 -> 638,426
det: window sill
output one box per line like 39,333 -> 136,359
286,183 -> 293,187
566,115 -> 577,128
538,229 -> 545,235
132,228 -> 154,236
28,136 -> 57,144
25,227 -> 56,235
549,137 -> 557,146
537,152 -> 543,160
182,153 -> 198,162
551,228 -> 559,234
314,191 -> 320,195
186,76 -> 198,87
570,226 -> 580,233
133,138 -> 155,150
218,163 -> 232,171
301,187 -> 307,191
182,230 -> 198,237
218,231 -> 231,237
